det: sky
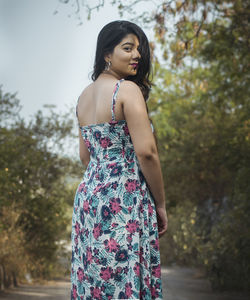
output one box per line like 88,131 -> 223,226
0,0 -> 155,122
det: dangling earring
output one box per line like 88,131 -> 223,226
105,61 -> 111,71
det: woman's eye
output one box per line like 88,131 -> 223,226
124,47 -> 132,51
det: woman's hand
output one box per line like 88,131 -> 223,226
156,206 -> 168,238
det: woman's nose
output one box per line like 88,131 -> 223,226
133,49 -> 141,59
133,49 -> 141,60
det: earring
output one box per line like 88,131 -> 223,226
105,61 -> 111,71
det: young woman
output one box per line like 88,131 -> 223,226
71,20 -> 168,300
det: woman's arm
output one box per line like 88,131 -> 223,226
120,81 -> 166,209
79,127 -> 90,167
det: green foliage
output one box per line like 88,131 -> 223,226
147,0 -> 250,291
0,88 -> 80,286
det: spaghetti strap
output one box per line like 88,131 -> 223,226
111,79 -> 125,121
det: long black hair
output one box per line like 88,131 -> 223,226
91,20 -> 152,101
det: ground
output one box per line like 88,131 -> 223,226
0,265 -> 249,300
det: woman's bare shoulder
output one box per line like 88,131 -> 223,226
78,82 -> 94,104
119,80 -> 144,102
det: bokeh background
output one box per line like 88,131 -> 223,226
0,0 -> 249,294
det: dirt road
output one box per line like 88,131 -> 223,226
0,265 -> 248,300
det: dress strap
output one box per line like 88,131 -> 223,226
111,79 -> 125,121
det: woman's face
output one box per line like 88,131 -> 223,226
105,33 -> 141,78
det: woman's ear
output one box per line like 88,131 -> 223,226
104,53 -> 111,63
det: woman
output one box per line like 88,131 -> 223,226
71,20 -> 168,300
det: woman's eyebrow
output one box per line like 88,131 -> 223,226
121,42 -> 134,46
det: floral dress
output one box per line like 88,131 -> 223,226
71,79 -> 163,300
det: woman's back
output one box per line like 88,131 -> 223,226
77,76 -> 126,127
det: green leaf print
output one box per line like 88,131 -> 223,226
121,206 -> 129,214
77,281 -> 85,294
88,262 -> 99,277
123,192 -> 133,206
134,276 -> 140,292
110,230 -> 116,239
133,242 -> 139,251
102,220 -> 111,231
116,212 -> 126,224
91,195 -> 99,207
103,282 -> 115,297
116,234 -> 126,245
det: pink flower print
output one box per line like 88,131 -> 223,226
109,198 -> 122,214
72,284 -> 77,299
139,246 -> 144,264
114,266 -> 123,275
151,238 -> 159,251
128,206 -> 132,213
77,267 -> 84,282
125,179 -> 138,193
91,286 -> 102,299
93,223 -> 102,240
148,202 -> 153,216
144,274 -> 150,288
86,246 -> 93,263
84,139 -> 91,148
123,124 -> 129,135
100,266 -> 113,281
107,162 -> 117,168
152,264 -> 161,278
111,222 -> 118,228
100,137 -> 112,148
110,165 -> 122,177
75,221 -> 80,236
133,262 -> 140,276
93,247 -> 99,255
150,285 -> 159,298
126,219 -> 139,234
74,236 -> 78,245
140,202 -> 144,213
93,184 -> 102,194
126,235 -> 132,243
125,282 -> 133,298
104,237 -> 119,253
83,200 -> 90,213
78,182 -> 85,192
112,182 -> 118,190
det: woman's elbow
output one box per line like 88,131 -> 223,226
80,155 -> 90,167
136,144 -> 157,160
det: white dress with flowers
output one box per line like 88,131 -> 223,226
71,79 -> 163,299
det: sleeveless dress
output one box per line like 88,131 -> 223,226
71,79 -> 163,300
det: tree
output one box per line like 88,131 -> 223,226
0,87 -> 80,288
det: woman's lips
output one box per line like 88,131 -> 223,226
130,64 -> 138,69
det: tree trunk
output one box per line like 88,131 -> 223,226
0,264 -> 4,291
12,271 -> 18,287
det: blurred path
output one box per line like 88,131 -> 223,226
0,279 -> 71,300
162,265 -> 249,300
0,266 -> 249,300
